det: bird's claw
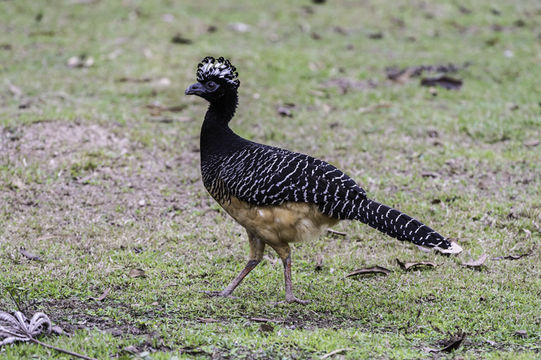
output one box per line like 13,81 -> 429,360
203,290 -> 237,299
287,296 -> 310,305
271,296 -> 311,306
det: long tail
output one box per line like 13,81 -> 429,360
354,198 -> 462,254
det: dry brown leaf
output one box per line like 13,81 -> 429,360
91,288 -> 110,301
171,33 -> 192,44
276,105 -> 294,117
19,247 -> 42,261
440,332 -> 466,352
421,171 -> 440,178
8,83 -> 22,97
426,332 -> 466,353
523,139 -> 540,147
492,248 -> 534,261
259,323 -> 274,332
396,259 -> 437,270
128,268 -> 146,278
345,266 -> 390,277
420,75 -> 462,90
462,254 -> 487,268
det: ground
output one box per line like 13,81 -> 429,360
0,0 -> 540,359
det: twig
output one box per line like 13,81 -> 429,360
327,229 -> 347,237
31,338 -> 98,360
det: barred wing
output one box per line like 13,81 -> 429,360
217,144 -> 366,218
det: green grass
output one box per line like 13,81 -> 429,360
1,0 -> 540,359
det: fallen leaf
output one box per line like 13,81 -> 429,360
171,33 -> 192,44
229,22 -> 250,33
50,325 -> 68,336
123,345 -> 138,354
420,75 -> 462,90
458,6 -> 472,14
19,247 -> 42,261
396,259 -> 437,270
321,348 -> 352,359
276,104 -> 294,117
427,331 -> 466,353
249,317 -> 282,323
259,323 -> 274,332
523,139 -> 539,147
386,63 -> 469,82
492,248 -> 533,261
427,129 -> 439,138
345,266 -> 391,277
7,83 -> 22,97
91,288 -> 110,301
461,253 -> 487,268
128,268 -> 146,278
368,31 -> 383,39
421,171 -> 440,178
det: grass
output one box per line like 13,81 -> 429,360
0,0 -> 540,358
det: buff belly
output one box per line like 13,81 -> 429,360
218,196 -> 339,247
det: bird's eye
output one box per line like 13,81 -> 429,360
206,81 -> 217,88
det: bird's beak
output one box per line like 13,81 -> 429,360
185,82 -> 205,96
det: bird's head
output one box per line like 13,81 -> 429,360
185,56 -> 240,102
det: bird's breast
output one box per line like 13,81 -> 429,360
218,196 -> 339,246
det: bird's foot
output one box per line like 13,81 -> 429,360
272,296 -> 311,306
202,290 -> 237,299
286,296 -> 310,305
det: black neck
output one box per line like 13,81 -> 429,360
206,90 -> 239,125
200,90 -> 244,159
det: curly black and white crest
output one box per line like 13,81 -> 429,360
196,56 -> 240,88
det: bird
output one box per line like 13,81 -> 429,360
185,56 -> 462,304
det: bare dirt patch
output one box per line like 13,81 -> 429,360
2,121 -> 129,169
1,120 -> 202,239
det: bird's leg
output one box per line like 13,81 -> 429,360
205,259 -> 260,297
282,255 -> 310,305
205,232 -> 264,298
273,245 -> 310,305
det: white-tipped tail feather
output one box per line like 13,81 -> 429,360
434,240 -> 463,254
